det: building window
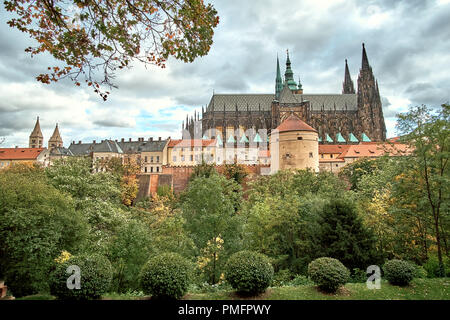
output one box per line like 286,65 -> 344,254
330,154 -> 333,158
181,155 -> 185,162
297,137 -> 303,140
190,155 -> 193,161
144,167 -> 147,173
336,164 -> 339,167
144,156 -> 148,162
156,156 -> 160,163
309,152 -> 313,158
321,154 -> 324,158
173,156 -> 177,162
156,167 -> 160,173
151,156 -> 154,163
150,167 -> 153,173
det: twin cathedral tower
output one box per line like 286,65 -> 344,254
184,43 -> 386,144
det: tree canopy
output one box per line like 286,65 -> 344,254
4,0 -> 219,99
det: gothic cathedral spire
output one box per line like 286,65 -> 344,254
361,43 -> 371,71
275,55 -> 283,100
342,59 -> 355,94
357,43 -> 386,141
284,50 -> 298,91
29,116 -> 43,148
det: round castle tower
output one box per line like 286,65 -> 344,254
270,113 -> 319,173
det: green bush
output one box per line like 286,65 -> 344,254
423,255 -> 450,278
413,265 -> 428,279
349,268 -> 368,283
289,275 -> 314,286
139,252 -> 192,299
49,254 -> 113,300
272,269 -> 293,287
308,257 -> 350,293
383,259 -> 415,286
225,250 -> 274,295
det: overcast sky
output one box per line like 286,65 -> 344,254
1,0 -> 450,147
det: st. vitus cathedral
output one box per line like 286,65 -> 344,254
183,43 -> 386,144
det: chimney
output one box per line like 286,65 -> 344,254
158,137 -> 161,141
129,138 -> 132,142
121,138 -> 124,142
93,140 -> 96,144
150,137 -> 153,142
72,141 -> 75,145
115,139 -> 118,142
168,136 -> 171,140
78,141 -> 81,144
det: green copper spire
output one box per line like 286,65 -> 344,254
298,77 -> 303,91
275,55 -> 283,100
326,134 -> 334,143
284,49 -> 298,91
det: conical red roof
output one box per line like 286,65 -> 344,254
275,113 -> 317,133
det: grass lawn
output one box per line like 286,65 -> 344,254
185,278 -> 450,300
12,278 -> 450,300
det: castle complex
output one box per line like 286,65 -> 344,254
184,44 -> 386,144
0,43 -> 408,194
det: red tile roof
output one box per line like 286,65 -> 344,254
275,114 -> 317,133
318,144 -> 350,154
0,148 -> 45,160
168,139 -> 216,148
338,143 -> 411,159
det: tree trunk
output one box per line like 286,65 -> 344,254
433,214 -> 445,277
440,223 -> 449,257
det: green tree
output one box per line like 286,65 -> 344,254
339,157 -> 384,190
396,104 -> 450,276
189,161 -> 217,181
0,165 -> 88,297
4,0 -> 219,99
107,220 -> 153,292
46,157 -> 129,253
46,157 -> 121,206
219,163 -> 249,185
181,174 -> 243,283
309,198 -> 381,272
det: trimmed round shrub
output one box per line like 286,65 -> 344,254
308,257 -> 350,293
225,250 -> 274,295
383,259 -> 415,286
139,252 -> 192,299
49,254 -> 113,300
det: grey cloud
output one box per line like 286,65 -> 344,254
405,83 -> 450,107
93,119 -> 134,128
